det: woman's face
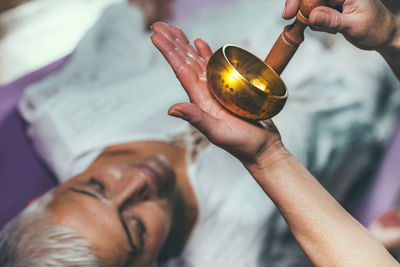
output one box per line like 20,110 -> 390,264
48,153 -> 177,266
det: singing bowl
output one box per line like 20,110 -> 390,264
206,45 -> 288,120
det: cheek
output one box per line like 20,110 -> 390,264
141,202 -> 173,249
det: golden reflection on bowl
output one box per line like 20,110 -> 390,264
206,45 -> 288,120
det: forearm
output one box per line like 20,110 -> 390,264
243,144 -> 399,267
379,16 -> 400,81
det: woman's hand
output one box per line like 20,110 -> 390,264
151,22 -> 283,165
283,0 -> 400,52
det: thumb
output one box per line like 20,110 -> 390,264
309,7 -> 346,34
168,103 -> 220,140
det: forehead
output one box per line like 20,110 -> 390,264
49,190 -> 130,264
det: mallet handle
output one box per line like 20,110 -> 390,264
264,0 -> 325,75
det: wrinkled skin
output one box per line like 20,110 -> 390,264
49,141 -> 197,266
283,0 -> 400,51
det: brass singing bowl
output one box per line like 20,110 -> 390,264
206,45 -> 288,120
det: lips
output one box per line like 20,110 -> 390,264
136,163 -> 163,188
134,155 -> 175,194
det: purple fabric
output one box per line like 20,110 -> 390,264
347,122 -> 400,226
172,0 -> 239,24
0,56 -> 70,229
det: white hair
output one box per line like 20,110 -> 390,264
0,191 -> 109,267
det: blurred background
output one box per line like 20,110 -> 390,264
2,0 -> 400,260
0,0 -> 238,85
0,0 -> 115,85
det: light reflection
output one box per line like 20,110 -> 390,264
225,69 -> 241,84
250,78 -> 270,93
222,69 -> 271,93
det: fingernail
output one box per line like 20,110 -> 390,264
282,1 -> 288,18
168,109 -> 184,118
314,11 -> 328,26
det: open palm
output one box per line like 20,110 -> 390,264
151,22 -> 282,162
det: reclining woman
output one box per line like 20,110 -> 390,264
1,0 -> 400,266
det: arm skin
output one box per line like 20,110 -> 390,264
246,146 -> 399,267
150,22 -> 400,266
380,30 -> 400,81
283,0 -> 400,80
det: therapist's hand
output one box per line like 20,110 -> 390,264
151,22 -> 283,164
283,0 -> 399,51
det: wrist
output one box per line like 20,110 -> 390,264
378,16 -> 400,56
242,140 -> 291,176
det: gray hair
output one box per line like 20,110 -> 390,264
0,191 -> 109,267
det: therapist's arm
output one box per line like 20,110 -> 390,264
151,22 -> 399,267
380,34 -> 400,81
283,0 -> 400,80
245,145 -> 399,267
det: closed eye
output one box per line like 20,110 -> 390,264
86,177 -> 106,196
124,216 -> 147,254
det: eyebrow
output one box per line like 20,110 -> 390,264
68,188 -> 138,254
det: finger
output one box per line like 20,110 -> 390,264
152,32 -> 208,104
169,25 -> 200,59
151,33 -> 200,98
152,21 -> 176,41
308,6 -> 347,34
170,25 -> 202,61
169,25 -> 190,45
194,39 -> 211,72
151,24 -> 192,70
169,25 -> 204,72
282,0 -> 300,20
169,25 -> 197,59
154,23 -> 202,72
152,23 -> 192,62
283,0 -> 344,19
168,103 -> 221,142
173,41 -> 204,73
194,38 -> 213,62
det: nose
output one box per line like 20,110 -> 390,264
111,170 -> 149,208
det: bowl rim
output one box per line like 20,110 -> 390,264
221,44 -> 288,99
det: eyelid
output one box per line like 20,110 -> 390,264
85,177 -> 107,197
131,216 -> 146,236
